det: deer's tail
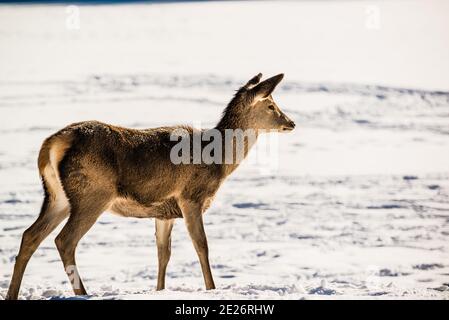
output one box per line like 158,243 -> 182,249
37,131 -> 74,202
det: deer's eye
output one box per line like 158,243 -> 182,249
268,105 -> 275,111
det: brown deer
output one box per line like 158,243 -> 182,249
6,73 -> 295,299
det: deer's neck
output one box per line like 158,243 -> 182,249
215,107 -> 259,176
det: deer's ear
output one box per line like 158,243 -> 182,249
251,73 -> 284,100
243,73 -> 263,89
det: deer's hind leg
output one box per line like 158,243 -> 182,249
55,188 -> 113,296
7,190 -> 69,300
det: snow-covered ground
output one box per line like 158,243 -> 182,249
0,1 -> 448,300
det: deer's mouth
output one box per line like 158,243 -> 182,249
280,119 -> 296,132
281,124 -> 295,132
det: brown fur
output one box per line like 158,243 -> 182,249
6,74 -> 295,299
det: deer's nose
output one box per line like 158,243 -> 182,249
283,117 -> 295,128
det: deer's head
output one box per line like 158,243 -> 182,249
239,73 -> 295,132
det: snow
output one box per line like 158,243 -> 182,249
0,0 -> 448,300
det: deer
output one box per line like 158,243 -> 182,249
6,73 -> 295,300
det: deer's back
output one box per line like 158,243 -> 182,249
44,121 -> 223,219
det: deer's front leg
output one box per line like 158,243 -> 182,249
181,201 -> 216,290
155,218 -> 174,290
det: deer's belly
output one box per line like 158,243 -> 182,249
108,197 -> 182,219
